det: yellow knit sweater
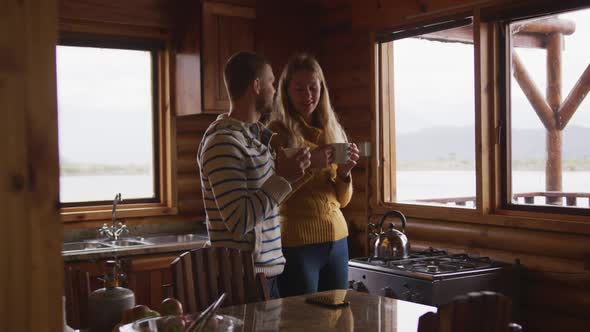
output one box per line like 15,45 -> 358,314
268,118 -> 352,247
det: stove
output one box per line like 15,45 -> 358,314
348,248 -> 517,307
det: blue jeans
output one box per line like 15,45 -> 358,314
278,237 -> 349,297
267,276 -> 280,299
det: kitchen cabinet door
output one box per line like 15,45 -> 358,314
202,1 -> 256,113
125,253 -> 177,311
64,252 -> 179,329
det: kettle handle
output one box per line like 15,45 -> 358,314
368,223 -> 378,234
378,210 -> 407,234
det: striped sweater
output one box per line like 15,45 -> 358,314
197,113 -> 291,277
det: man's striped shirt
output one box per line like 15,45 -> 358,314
197,114 -> 290,277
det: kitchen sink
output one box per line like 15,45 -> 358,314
102,239 -> 151,247
142,233 -> 205,244
62,242 -> 112,251
62,232 -> 207,254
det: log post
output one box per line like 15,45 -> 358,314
545,33 -> 563,205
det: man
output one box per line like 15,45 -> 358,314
197,51 -> 311,298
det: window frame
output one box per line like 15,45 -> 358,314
372,3 -> 590,234
57,32 -> 177,222
375,15 -> 484,217
498,7 -> 590,217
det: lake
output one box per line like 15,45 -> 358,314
60,171 -> 590,207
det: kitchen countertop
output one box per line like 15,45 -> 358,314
118,290 -> 437,331
216,290 -> 436,331
62,233 -> 209,261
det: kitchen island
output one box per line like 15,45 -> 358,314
201,289 -> 435,331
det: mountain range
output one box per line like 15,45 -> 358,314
396,125 -> 589,161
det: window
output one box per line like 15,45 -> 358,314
378,20 -> 477,209
503,7 -> 590,212
56,37 -> 171,220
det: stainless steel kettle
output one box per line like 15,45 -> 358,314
368,210 -> 410,259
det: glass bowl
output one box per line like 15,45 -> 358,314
118,313 -> 243,332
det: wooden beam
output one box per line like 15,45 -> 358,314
512,17 -> 576,35
558,64 -> 590,130
545,33 -> 563,203
512,51 -> 556,130
1,1 -> 62,331
419,25 -> 547,49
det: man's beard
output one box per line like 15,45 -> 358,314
255,94 -> 273,116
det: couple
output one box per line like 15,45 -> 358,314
197,51 -> 360,299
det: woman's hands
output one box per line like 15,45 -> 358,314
310,145 -> 334,169
336,143 -> 360,179
309,143 -> 360,178
276,147 -> 311,183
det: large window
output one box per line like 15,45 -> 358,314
377,4 -> 590,221
379,20 -> 476,209
56,41 -> 160,207
505,7 -> 590,212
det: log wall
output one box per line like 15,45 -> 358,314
315,1 -> 590,331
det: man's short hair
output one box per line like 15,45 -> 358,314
223,51 -> 270,101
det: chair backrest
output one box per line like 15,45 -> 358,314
418,291 -> 518,332
170,247 -> 270,313
64,266 -> 91,329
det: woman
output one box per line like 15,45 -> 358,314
268,53 -> 360,297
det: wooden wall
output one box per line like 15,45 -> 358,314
175,114 -> 216,219
175,0 -> 324,224
314,0 -> 590,331
1,0 -> 63,331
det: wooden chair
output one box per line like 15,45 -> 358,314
64,266 -> 91,329
170,247 -> 270,313
418,291 -> 523,332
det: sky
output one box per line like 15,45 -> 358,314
393,8 -> 590,134
55,8 -> 589,165
56,47 -> 154,166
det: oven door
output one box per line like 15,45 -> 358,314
349,265 -> 514,307
349,265 -> 435,305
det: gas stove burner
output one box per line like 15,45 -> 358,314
350,249 -> 499,276
426,265 -> 439,272
416,247 -> 448,256
348,249 -> 514,307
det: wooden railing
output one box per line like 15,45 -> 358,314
512,192 -> 590,207
414,196 -> 476,207
414,192 -> 590,207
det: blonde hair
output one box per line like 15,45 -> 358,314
272,53 -> 347,147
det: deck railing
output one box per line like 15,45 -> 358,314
414,196 -> 477,207
413,192 -> 590,207
512,192 -> 590,207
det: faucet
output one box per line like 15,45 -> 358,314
98,193 -> 129,241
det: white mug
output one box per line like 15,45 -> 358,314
332,143 -> 350,164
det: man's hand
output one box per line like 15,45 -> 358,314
276,147 -> 311,183
310,145 -> 334,169
336,143 -> 360,179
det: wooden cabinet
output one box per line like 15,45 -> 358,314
202,1 -> 256,113
174,0 -> 203,116
64,252 -> 180,329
